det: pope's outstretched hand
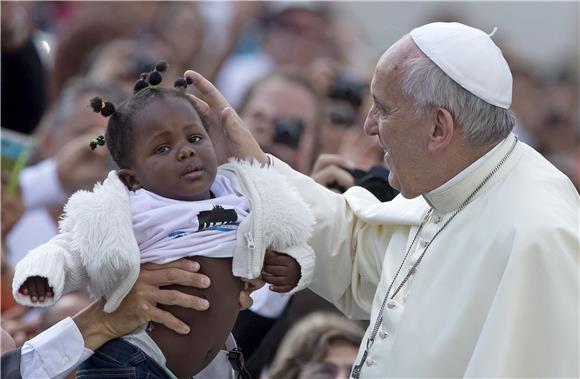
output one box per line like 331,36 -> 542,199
183,70 -> 268,166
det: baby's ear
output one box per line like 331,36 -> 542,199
117,169 -> 141,191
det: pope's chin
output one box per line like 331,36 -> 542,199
387,171 -> 417,199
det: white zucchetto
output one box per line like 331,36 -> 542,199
410,22 -> 513,109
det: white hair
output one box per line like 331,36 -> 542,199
400,55 -> 515,146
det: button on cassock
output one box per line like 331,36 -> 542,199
379,329 -> 389,339
366,357 -> 376,366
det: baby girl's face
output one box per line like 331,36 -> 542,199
129,96 -> 217,201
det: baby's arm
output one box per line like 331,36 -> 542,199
262,250 -> 300,293
12,232 -> 87,307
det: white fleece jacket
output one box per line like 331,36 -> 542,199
12,159 -> 315,313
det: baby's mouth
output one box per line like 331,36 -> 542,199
181,165 -> 204,178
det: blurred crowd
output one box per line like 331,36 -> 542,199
1,2 -> 578,379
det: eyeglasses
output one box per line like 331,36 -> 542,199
300,361 -> 353,379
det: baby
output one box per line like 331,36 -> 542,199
12,62 -> 315,378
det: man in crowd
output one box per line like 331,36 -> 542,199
186,21 -> 579,377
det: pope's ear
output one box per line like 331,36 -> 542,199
117,169 -> 141,191
428,107 -> 455,153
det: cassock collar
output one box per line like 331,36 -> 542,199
422,133 -> 518,213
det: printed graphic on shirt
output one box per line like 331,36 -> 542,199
197,205 -> 239,231
168,230 -> 189,239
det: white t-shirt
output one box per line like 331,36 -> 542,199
130,175 -> 249,264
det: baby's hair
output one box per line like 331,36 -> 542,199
88,61 -> 208,168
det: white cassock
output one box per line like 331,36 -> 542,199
270,133 -> 579,378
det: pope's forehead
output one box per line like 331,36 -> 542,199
372,36 -> 422,87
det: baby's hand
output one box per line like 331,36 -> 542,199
18,276 -> 53,303
262,250 -> 300,293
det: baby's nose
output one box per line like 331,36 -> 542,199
178,146 -> 195,160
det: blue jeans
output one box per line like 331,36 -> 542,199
76,338 -> 172,379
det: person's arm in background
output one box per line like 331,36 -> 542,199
1,259 -> 211,379
18,132 -> 111,212
1,2 -> 47,135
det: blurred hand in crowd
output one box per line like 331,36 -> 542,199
1,305 -> 42,347
0,2 -> 32,51
54,132 -> 110,194
1,327 -> 16,354
311,154 -> 356,193
1,186 -> 24,239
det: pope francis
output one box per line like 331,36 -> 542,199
185,21 -> 579,379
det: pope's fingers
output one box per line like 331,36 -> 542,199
184,70 -> 229,109
143,304 -> 191,335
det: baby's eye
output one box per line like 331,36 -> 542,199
189,135 -> 202,143
155,145 -> 170,154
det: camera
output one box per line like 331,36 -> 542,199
273,118 -> 305,149
328,77 -> 365,109
328,165 -> 399,202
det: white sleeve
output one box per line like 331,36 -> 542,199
19,159 -> 67,210
20,317 -> 93,379
249,286 -> 292,318
269,156 -> 380,319
12,232 -> 88,307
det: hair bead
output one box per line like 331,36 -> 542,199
89,96 -> 115,117
89,135 -> 106,150
155,61 -> 168,72
101,102 -> 115,117
148,71 -> 162,86
174,77 -> 188,89
89,96 -> 105,113
133,79 -> 149,94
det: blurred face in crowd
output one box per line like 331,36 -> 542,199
363,37 -> 432,198
264,9 -> 331,67
240,77 -> 319,173
87,39 -> 174,96
158,4 -> 203,69
320,99 -> 359,154
298,342 -> 358,379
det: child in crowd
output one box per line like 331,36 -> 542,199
12,62 -> 315,379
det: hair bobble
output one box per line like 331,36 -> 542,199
89,135 -> 105,150
133,73 -> 149,93
155,61 -> 168,72
89,96 -> 115,117
148,60 -> 168,86
174,76 -> 193,90
132,61 -> 168,93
